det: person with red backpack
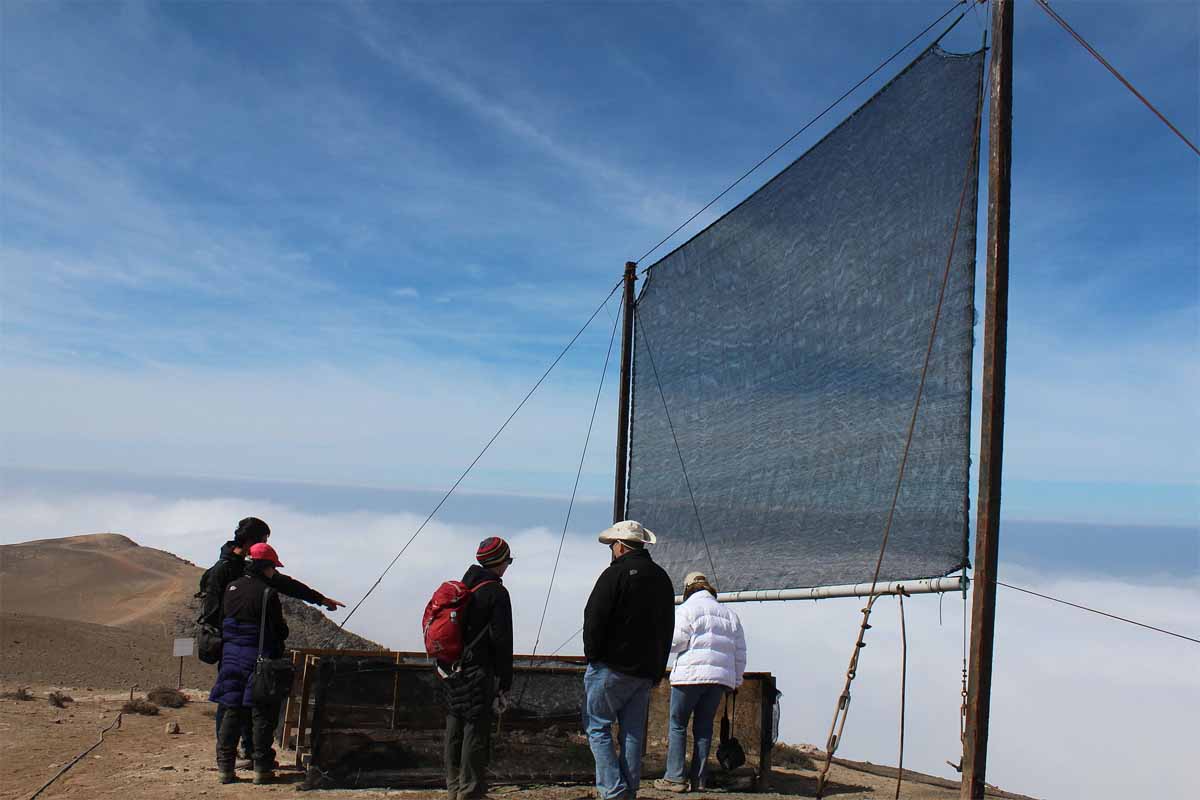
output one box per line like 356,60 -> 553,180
427,537 -> 514,800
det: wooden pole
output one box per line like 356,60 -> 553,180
962,0 -> 1012,797
612,262 -> 638,523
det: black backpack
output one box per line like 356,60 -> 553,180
194,563 -> 225,664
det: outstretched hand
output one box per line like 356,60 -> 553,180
322,597 -> 347,612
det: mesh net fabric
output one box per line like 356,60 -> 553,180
626,45 -> 985,594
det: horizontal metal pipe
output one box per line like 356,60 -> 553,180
675,575 -> 968,604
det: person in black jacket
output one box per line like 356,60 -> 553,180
209,542 -> 290,785
443,537 -> 515,800
199,517 -> 345,628
198,517 -> 344,767
582,520 -> 675,800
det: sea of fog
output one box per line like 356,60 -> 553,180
3,466 -> 1194,583
2,466 -> 1196,800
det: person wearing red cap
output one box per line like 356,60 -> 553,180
208,542 -> 294,785
198,517 -> 345,772
443,537 -> 515,800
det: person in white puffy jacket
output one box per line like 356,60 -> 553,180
653,571 -> 747,793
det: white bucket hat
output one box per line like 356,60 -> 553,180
598,519 -> 657,546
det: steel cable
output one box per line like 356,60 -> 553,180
1034,0 -> 1199,157
524,290 -> 623,682
995,578 -> 1200,645
634,0 -> 970,269
336,279 -> 624,633
631,306 -> 721,589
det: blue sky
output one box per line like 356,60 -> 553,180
1,7 -> 1197,793
2,0 -> 1197,525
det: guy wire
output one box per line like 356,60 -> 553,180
336,279 -> 624,633
634,0 -> 970,269
1034,0 -> 1199,157
523,289 -> 623,694
633,306 -> 720,589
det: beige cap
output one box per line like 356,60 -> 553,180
684,571 -> 708,588
598,519 -> 657,545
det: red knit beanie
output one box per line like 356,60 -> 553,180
476,537 -> 511,568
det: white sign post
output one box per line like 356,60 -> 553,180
173,638 -> 195,689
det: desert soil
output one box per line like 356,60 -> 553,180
0,687 -> 1024,800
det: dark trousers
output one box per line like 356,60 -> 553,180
214,703 -> 253,758
216,701 -> 281,771
444,676 -> 495,800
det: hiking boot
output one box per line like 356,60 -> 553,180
217,769 -> 237,784
654,779 -> 688,793
253,769 -> 274,785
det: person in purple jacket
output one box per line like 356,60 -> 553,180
209,542 -> 289,785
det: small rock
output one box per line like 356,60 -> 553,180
160,765 -> 176,771
165,721 -> 181,735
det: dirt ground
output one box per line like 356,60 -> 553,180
0,688 -> 1028,800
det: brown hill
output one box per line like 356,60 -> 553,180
0,532 -> 379,689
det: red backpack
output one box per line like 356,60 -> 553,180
422,579 -> 497,668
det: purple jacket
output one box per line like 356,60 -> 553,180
208,619 -> 280,707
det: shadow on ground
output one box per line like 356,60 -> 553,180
768,770 -> 871,797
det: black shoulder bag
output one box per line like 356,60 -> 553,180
250,588 -> 295,705
716,690 -> 746,771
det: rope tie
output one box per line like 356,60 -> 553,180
814,34 -> 986,798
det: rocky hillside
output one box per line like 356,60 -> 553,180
0,533 -> 379,689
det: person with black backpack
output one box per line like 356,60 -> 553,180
197,517 -> 344,769
427,537 -> 514,800
209,542 -> 293,785
198,517 -> 345,633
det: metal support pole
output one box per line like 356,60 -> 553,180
962,0 -> 1012,797
178,657 -> 184,690
612,262 -> 638,523
692,575 -> 968,605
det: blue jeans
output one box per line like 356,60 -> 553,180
583,663 -> 653,800
663,684 -> 726,788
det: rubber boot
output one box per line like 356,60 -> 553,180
217,765 -> 237,784
253,769 -> 274,785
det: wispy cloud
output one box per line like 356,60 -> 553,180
344,2 -> 698,233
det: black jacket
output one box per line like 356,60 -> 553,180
222,569 -> 289,645
460,564 -> 514,691
198,541 -> 326,627
583,548 -> 675,681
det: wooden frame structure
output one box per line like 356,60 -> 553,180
278,649 -> 777,791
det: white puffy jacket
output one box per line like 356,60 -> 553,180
669,591 -> 747,688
